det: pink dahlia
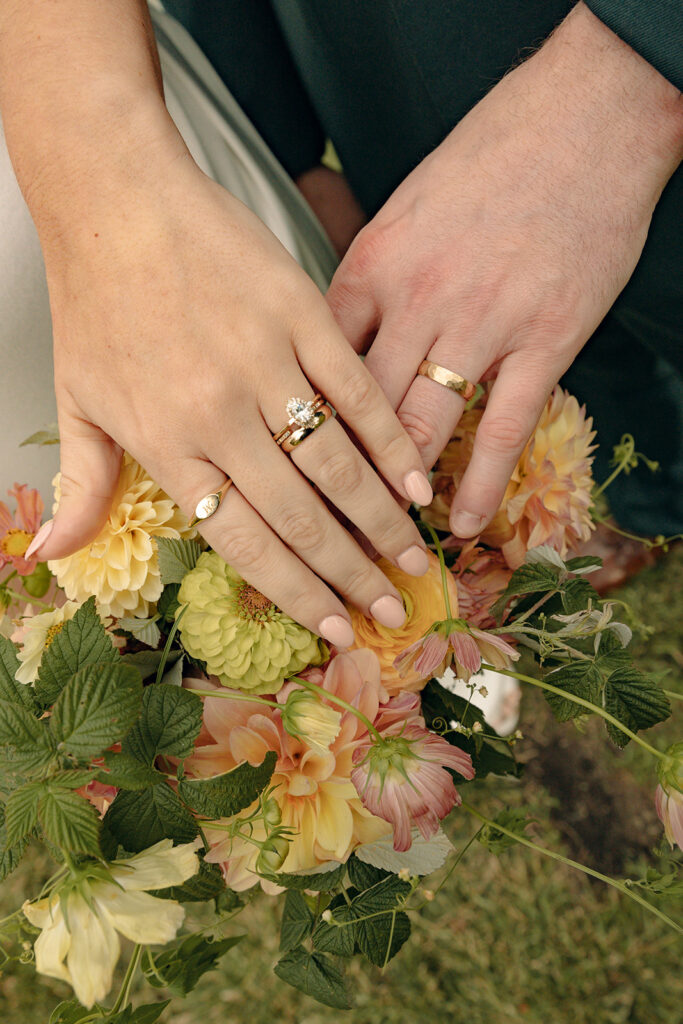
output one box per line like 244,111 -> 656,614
452,542 -> 512,630
351,692 -> 474,851
0,484 -> 44,576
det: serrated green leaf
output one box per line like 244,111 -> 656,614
350,873 -> 411,915
565,555 -> 603,575
149,858 -> 225,902
97,752 -> 164,791
272,861 -> 345,892
491,562 -> 560,619
478,807 -> 533,855
20,423 -> 60,447
274,946 -> 352,1010
51,769 -> 96,789
625,867 -> 683,897
0,699 -> 55,772
106,1000 -> 171,1024
48,1000 -> 94,1024
117,616 -> 162,649
0,635 -> 35,709
355,908 -> 411,967
143,933 -> 242,996
38,786 -> 101,857
560,577 -> 599,614
157,583 -> 181,623
105,783 -> 198,852
279,889 -> 315,952
347,854 -> 390,891
178,751 -> 276,819
0,802 -> 29,881
604,668 -> 671,748
311,901 -> 357,957
4,780 -> 43,845
50,662 -> 142,760
155,537 -> 203,585
544,662 -> 603,722
120,649 -> 181,680
35,598 -> 119,705
123,685 -> 202,764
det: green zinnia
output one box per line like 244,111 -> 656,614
176,551 -> 326,695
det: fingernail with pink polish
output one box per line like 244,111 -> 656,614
318,615 -> 355,648
397,545 -> 430,576
370,595 -> 406,628
450,509 -> 484,538
25,519 -> 54,560
403,470 -> 433,507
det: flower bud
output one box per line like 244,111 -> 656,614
280,689 -> 341,754
261,796 -> 282,829
255,835 -> 290,875
321,909 -> 334,924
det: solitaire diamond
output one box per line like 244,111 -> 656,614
286,397 -> 317,428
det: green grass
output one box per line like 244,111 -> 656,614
1,548 -> 681,1024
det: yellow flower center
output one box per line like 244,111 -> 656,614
235,583 -> 275,621
1,529 -> 33,558
44,622 -> 65,649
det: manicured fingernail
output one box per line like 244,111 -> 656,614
318,615 -> 355,648
450,509 -> 484,537
397,545 -> 430,576
369,595 -> 406,628
25,519 -> 54,560
403,470 -> 433,507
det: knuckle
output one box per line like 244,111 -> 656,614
341,562 -> 378,599
345,225 -> 387,278
478,415 -> 528,456
397,408 -> 437,452
371,431 -> 411,466
316,448 -> 363,495
371,514 -> 412,555
275,505 -> 327,553
334,368 -> 377,417
217,526 -> 269,571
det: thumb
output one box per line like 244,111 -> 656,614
26,412 -> 122,562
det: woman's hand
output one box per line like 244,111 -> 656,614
327,3 -> 682,539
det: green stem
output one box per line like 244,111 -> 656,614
664,690 -> 683,703
155,606 -> 187,685
144,946 -> 167,987
186,688 -> 280,709
411,825 -> 484,911
461,802 -> 681,934
291,676 -> 382,743
110,943 -> 142,1014
425,525 -> 452,619
482,662 -> 665,761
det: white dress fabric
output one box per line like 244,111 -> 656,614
0,0 -> 337,500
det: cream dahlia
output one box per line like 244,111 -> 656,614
48,453 -> 195,618
13,600 -> 83,685
176,551 -> 326,695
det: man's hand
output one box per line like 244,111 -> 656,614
328,2 -> 682,538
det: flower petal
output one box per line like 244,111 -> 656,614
94,885 -> 185,945
66,891 -> 120,1009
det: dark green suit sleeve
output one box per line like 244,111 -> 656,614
162,0 -> 326,178
583,0 -> 683,91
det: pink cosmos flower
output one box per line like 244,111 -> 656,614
0,484 -> 44,576
394,619 -> 518,683
655,784 -> 683,852
351,692 -> 474,851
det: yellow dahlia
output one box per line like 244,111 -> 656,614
48,453 -> 195,618
424,388 -> 596,568
176,551 -> 326,695
347,551 -> 459,695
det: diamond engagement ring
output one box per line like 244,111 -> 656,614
274,394 -> 333,452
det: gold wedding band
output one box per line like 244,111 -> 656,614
273,394 -> 325,446
281,404 -> 333,452
189,479 -> 233,528
418,360 -> 476,400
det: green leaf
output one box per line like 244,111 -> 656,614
106,1001 -> 172,1024
50,662 -> 143,760
123,684 -> 203,764
274,946 -> 352,1010
178,751 -> 276,819
0,801 -> 29,880
4,780 -> 43,845
478,807 -> 533,855
355,908 -> 411,967
565,555 -> 603,575
625,867 -> 683,898
420,680 -> 486,730
149,858 -> 225,902
105,783 -> 198,852
0,635 -> 35,709
20,423 -> 60,447
155,537 -> 203,585
491,562 -> 559,619
97,751 -> 165,790
559,577 -> 599,614
544,662 -> 603,722
355,829 -> 453,876
142,933 -> 242,996
35,598 -> 119,705
121,649 -> 181,680
279,889 -> 314,952
350,873 -> 411,915
38,786 -> 101,856
48,1000 -> 95,1024
311,901 -> 357,957
157,583 -> 181,623
53,769 -> 97,789
0,699 -> 55,772
117,616 -> 162,649
604,668 -> 671,748
272,861 -> 345,892
347,854 -> 390,891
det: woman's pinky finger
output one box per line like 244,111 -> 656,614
448,358 -> 557,538
195,481 -> 356,649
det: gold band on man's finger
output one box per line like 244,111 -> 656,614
418,360 -> 477,401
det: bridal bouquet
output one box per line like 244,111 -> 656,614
0,387 -> 680,1022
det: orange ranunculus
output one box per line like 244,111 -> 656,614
347,551 -> 458,695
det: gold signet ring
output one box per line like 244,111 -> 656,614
188,479 -> 233,528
